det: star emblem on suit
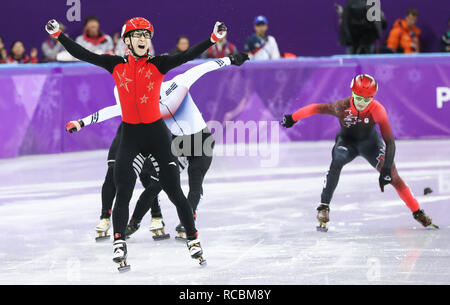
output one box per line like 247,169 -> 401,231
145,70 -> 152,79
140,94 -> 149,104
147,81 -> 154,91
116,70 -> 132,93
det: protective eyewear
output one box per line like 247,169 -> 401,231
352,92 -> 373,104
131,30 -> 151,39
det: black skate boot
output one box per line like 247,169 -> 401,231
316,203 -> 330,232
413,209 -> 439,229
112,240 -> 130,273
175,223 -> 187,241
125,218 -> 141,239
187,238 -> 206,266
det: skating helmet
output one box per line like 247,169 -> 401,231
121,17 -> 154,41
350,74 -> 378,97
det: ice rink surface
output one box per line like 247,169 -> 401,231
0,140 -> 449,285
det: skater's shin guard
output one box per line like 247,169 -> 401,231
392,177 -> 420,212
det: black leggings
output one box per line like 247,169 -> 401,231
131,129 -> 214,221
100,124 -> 161,219
112,119 -> 196,240
321,130 -> 387,204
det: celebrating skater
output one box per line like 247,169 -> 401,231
65,54 -> 249,241
281,74 -> 438,232
47,17 -> 228,270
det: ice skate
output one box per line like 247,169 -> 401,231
187,238 -> 207,266
125,218 -> 141,239
113,240 -> 130,272
413,209 -> 439,229
316,203 -> 330,232
149,217 -> 170,241
95,218 -> 111,241
175,223 -> 187,241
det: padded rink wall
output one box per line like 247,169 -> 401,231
0,54 -> 450,159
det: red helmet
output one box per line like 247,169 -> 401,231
350,74 -> 378,97
121,17 -> 154,40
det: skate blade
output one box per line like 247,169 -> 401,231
316,223 -> 328,232
430,223 -> 440,229
152,234 -> 171,241
95,234 -> 110,242
197,257 -> 207,266
175,231 -> 187,242
117,263 -> 131,273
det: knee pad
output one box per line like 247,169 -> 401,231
332,146 -> 352,168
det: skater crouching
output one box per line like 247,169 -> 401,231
282,74 -> 438,231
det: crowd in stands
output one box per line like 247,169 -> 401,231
1,8 -> 449,65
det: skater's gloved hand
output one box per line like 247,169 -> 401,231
379,167 -> 392,192
229,52 -> 249,66
211,22 -> 227,43
45,19 -> 62,38
281,114 -> 296,128
65,120 -> 84,133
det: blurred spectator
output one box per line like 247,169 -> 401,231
244,15 -> 280,60
75,16 -> 114,54
113,32 -> 155,57
440,17 -> 450,52
386,9 -> 421,53
0,37 -> 7,63
5,41 -> 38,64
41,23 -> 66,62
201,35 -> 238,58
170,36 -> 190,55
338,0 -> 386,54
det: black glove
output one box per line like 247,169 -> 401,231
379,167 -> 392,192
281,114 -> 296,128
229,52 -> 249,66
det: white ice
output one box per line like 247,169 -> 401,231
0,140 -> 449,284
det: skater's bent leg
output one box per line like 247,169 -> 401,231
362,137 -> 420,213
379,163 -> 420,212
132,181 -> 163,221
187,154 -> 213,213
155,153 -> 197,239
101,161 -> 116,219
321,140 -> 357,204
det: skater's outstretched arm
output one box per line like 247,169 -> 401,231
65,87 -> 122,133
151,22 -> 227,75
177,52 -> 249,89
282,99 -> 346,128
46,20 -> 124,73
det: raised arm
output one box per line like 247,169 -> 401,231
177,52 -> 249,89
46,20 -> 123,73
152,22 -> 227,75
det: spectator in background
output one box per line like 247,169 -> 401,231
338,0 -> 385,54
440,17 -> 450,52
75,16 -> 114,54
113,32 -> 155,57
41,23 -> 66,62
244,15 -> 280,60
201,34 -> 238,58
386,9 -> 421,53
0,37 -> 7,63
170,36 -> 190,55
6,41 -> 38,64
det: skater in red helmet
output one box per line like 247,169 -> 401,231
46,17 -> 228,270
282,74 -> 438,232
